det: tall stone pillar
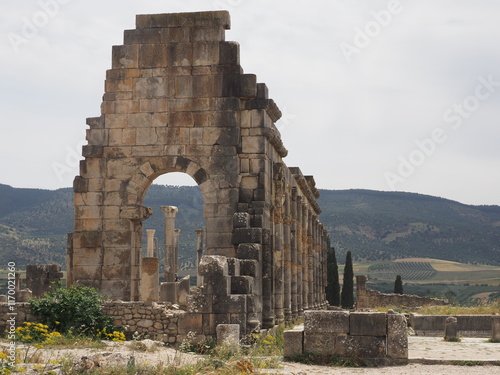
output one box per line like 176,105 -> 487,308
146,229 -> 156,257
273,180 -> 285,324
161,206 -> 178,282
283,190 -> 292,321
356,275 -> 367,309
296,196 -> 303,314
175,229 -> 181,278
290,188 -> 298,319
195,229 -> 205,287
301,203 -> 309,309
307,212 -> 314,309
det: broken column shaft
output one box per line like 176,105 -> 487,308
161,206 -> 178,282
195,229 -> 205,287
146,229 -> 156,257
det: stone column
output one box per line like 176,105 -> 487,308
356,275 -> 367,309
161,206 -> 178,282
196,229 -> 205,287
296,196 -> 303,314
175,229 -> 181,278
153,237 -> 159,258
146,229 -> 156,257
274,180 -> 285,324
290,188 -> 298,319
307,212 -> 314,309
301,203 -> 309,309
283,190 -> 292,321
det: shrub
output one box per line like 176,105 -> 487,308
29,286 -> 116,337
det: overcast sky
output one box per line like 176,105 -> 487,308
1,0 -> 499,206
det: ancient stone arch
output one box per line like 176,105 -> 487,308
68,10 -> 329,333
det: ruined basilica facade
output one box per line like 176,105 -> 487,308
67,11 -> 329,334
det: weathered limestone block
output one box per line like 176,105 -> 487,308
198,255 -> 228,276
231,276 -> 254,294
349,312 -> 386,336
236,243 -> 261,260
386,310 -> 408,359
231,228 -> 263,245
178,276 -> 191,306
159,282 -> 177,304
187,294 -> 213,314
283,327 -> 304,357
213,295 -> 247,314
492,315 -> 500,341
445,316 -> 458,340
304,310 -> 349,334
304,333 -> 339,356
233,212 -> 250,229
338,336 -> 386,359
239,259 -> 258,277
178,313 -> 203,335
202,275 -> 230,296
226,258 -> 240,277
216,324 -> 240,347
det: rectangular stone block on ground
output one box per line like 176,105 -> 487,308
349,312 -> 386,336
304,310 -> 349,334
283,327 -> 304,358
386,312 -> 408,359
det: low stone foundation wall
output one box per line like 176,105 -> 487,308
0,302 -> 204,345
360,289 -> 448,309
284,310 -> 408,365
410,314 -> 493,337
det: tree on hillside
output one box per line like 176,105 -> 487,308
326,244 -> 341,306
340,250 -> 354,309
394,274 -> 403,294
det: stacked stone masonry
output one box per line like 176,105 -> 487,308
67,10 -> 329,336
283,310 -> 408,365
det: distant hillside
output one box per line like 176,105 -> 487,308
319,189 -> 500,265
0,184 -> 499,268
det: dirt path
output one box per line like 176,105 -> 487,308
7,336 -> 500,374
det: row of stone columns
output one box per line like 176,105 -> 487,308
273,182 -> 329,323
140,206 -> 206,302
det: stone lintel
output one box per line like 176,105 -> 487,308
136,11 -> 231,30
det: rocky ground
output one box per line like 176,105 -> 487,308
5,336 -> 500,374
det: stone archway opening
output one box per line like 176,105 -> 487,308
139,172 -> 206,303
68,11 -> 330,336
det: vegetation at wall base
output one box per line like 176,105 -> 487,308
341,251 -> 354,309
29,286 -> 119,337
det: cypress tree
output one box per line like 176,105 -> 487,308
326,245 -> 341,306
340,250 -> 354,309
394,274 -> 403,294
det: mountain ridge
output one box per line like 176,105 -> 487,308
0,183 -> 498,268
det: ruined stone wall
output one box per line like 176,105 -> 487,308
0,302 -> 201,345
362,289 -> 449,309
284,310 -> 408,365
68,10 -> 329,335
356,275 -> 448,309
409,314 -> 493,337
